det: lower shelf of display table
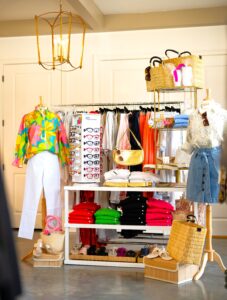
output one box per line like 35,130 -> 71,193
65,223 -> 171,235
64,185 -> 186,192
64,259 -> 144,268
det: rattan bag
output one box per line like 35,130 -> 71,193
167,216 -> 207,265
145,49 -> 204,91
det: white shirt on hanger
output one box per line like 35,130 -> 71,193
182,100 -> 227,154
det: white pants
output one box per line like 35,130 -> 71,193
18,151 -> 61,239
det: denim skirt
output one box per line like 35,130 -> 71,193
186,146 -> 221,203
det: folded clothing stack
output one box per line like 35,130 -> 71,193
104,169 -> 160,186
120,193 -> 147,226
173,114 -> 189,128
104,169 -> 130,187
69,202 -> 100,224
146,198 -> 174,226
128,171 -> 160,185
94,208 -> 121,225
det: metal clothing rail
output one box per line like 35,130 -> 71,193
52,100 -> 184,108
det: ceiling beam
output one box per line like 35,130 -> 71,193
66,0 -> 104,31
104,6 -> 227,32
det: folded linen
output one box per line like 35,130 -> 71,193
173,123 -> 188,128
129,172 -> 160,182
174,114 -> 189,120
104,169 -> 130,181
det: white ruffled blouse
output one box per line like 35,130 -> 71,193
182,100 -> 227,154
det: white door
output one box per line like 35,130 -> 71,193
2,63 -> 61,228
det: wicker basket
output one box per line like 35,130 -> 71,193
33,252 -> 64,268
167,220 -> 207,265
146,53 -> 204,91
144,257 -> 199,284
40,232 -> 65,253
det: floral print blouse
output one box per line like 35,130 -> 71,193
12,106 -> 70,167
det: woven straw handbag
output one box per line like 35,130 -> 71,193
167,215 -> 207,265
145,49 -> 204,91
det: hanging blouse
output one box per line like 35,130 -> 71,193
12,105 -> 70,167
182,100 -> 227,154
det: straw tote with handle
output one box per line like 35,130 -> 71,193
112,128 -> 144,166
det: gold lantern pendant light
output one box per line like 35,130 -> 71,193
35,0 -> 86,71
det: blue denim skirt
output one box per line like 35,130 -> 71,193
186,146 -> 221,203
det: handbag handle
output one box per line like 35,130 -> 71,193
179,51 -> 192,57
186,214 -> 197,223
165,49 -> 179,58
149,56 -> 162,66
115,128 -> 143,150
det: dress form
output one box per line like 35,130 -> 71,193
194,89 -> 226,280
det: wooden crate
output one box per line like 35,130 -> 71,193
144,257 -> 198,284
33,252 -> 64,268
70,254 -> 137,263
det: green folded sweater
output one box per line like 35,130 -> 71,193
94,208 -> 121,218
95,219 -> 120,225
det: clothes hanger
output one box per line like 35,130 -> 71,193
201,88 -> 213,108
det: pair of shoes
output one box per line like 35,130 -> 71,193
108,247 -> 118,256
79,245 -> 90,255
87,245 -> 96,255
139,246 -> 150,258
71,244 -> 82,255
126,250 -> 136,257
147,246 -> 172,260
117,247 -> 127,257
96,246 -> 108,256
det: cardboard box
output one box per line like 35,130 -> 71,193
144,257 -> 199,284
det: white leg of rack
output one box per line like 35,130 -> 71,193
64,189 -> 69,261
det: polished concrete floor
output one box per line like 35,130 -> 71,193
16,231 -> 227,300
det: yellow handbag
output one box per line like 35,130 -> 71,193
112,129 -> 144,166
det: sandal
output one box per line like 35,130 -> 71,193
79,245 -> 89,255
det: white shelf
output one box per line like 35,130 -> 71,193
65,223 -> 171,235
64,259 -> 144,268
64,185 -> 186,192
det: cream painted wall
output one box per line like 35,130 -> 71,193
0,25 -> 226,234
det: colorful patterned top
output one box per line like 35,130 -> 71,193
12,105 -> 70,167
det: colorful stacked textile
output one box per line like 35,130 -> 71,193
146,198 -> 174,226
69,202 -> 100,224
173,114 -> 189,128
95,208 -> 121,225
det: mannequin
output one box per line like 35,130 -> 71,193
183,88 -> 227,279
13,97 -> 69,239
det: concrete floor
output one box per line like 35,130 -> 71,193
16,231 -> 227,300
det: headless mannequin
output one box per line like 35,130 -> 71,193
194,89 -> 226,280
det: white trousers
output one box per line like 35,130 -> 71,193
18,151 -> 61,239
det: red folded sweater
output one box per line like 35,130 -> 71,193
146,198 -> 174,211
146,213 -> 173,220
146,208 -> 172,214
69,209 -> 94,217
73,202 -> 100,211
146,219 -> 172,226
